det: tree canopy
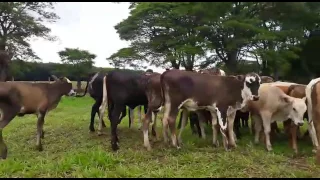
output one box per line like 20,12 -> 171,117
111,2 -> 320,80
58,47 -> 96,78
0,2 -> 59,60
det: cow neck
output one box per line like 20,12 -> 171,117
222,77 -> 244,107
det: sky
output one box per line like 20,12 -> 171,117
29,2 -> 166,73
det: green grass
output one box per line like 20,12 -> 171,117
0,96 -> 319,178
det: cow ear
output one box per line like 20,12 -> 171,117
282,96 -> 293,104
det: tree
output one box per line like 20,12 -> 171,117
114,2 -> 320,76
114,2 -> 208,71
58,48 -> 96,91
107,47 -> 147,70
0,2 -> 59,59
0,2 -> 59,81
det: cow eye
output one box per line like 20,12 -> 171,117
293,108 -> 296,112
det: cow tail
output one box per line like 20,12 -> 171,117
106,74 -> 113,121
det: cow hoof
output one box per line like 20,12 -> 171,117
97,131 -> 106,136
36,145 -> 43,152
177,146 -> 181,150
0,144 -> 7,160
89,127 -> 95,132
312,149 -> 317,154
213,141 -> 219,148
111,143 -> 119,151
266,146 -> 273,152
229,143 -> 237,149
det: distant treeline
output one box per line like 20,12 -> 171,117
9,61 -> 143,81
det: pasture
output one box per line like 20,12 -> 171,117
0,89 -> 320,177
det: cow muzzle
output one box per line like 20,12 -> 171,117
296,121 -> 304,127
252,95 -> 260,101
68,89 -> 76,96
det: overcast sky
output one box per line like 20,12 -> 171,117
29,2 -> 166,73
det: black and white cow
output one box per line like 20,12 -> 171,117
76,71 -> 145,133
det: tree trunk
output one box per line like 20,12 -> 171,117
261,59 -> 269,76
77,79 -> 82,93
225,51 -> 238,74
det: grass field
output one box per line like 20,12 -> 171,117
0,95 -> 320,177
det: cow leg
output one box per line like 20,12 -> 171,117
261,113 -> 273,151
244,112 -> 249,128
253,115 -> 262,145
162,99 -> 171,145
195,118 -> 202,138
142,108 -> 153,151
151,112 -> 159,141
312,111 -> 320,164
308,122 -> 319,153
36,111 -> 46,151
290,123 -> 298,154
89,100 -> 100,132
137,106 -> 142,130
98,97 -> 108,136
0,112 -> 17,159
251,118 -> 255,135
97,111 -> 107,128
168,108 -> 180,149
234,111 -> 241,139
210,111 -> 219,147
129,108 -> 134,128
227,111 -> 237,149
177,111 -> 183,129
110,105 -> 123,151
196,111 -> 206,139
177,109 -> 188,145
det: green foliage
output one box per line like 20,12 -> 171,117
58,48 -> 96,79
0,2 -> 59,60
9,61 -> 142,81
112,2 -> 320,78
107,47 -> 146,70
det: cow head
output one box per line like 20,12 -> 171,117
238,73 -> 261,101
51,75 -> 76,96
285,96 -> 307,126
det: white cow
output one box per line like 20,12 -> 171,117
246,83 -> 307,152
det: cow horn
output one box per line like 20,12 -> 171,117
51,75 -> 59,81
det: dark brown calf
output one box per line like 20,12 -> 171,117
142,72 -> 163,150
0,76 -> 75,159
160,69 -> 261,150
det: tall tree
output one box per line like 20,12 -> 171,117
58,48 -> 96,91
114,2 -> 207,71
0,2 -> 59,81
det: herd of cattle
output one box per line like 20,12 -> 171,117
2,68 -> 320,165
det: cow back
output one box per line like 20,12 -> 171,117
161,69 -> 243,107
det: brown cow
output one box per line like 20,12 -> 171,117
306,78 -> 320,160
0,75 -> 75,159
142,72 -> 163,150
160,69 -> 261,150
